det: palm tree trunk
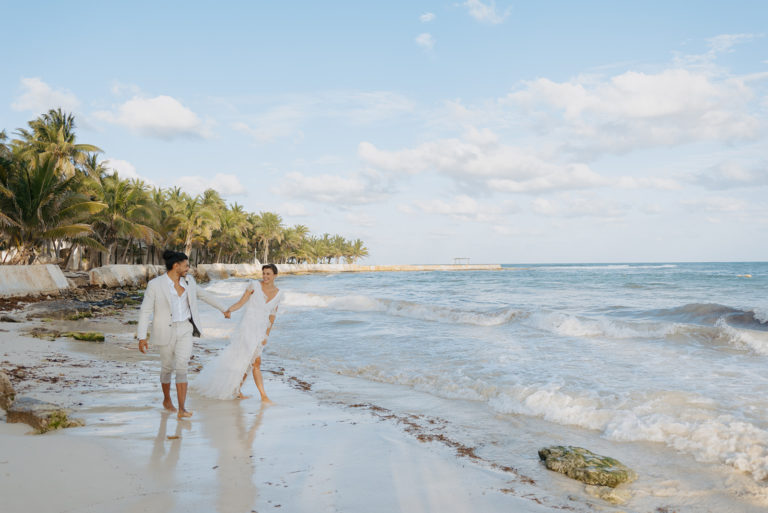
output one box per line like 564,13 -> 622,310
121,238 -> 133,263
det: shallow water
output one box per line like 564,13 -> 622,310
200,263 -> 768,511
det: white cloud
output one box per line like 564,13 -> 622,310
415,33 -> 435,51
233,91 -> 414,143
359,127 -> 524,177
694,160 -> 768,189
420,12 -> 435,23
682,196 -> 749,213
360,127 -> 676,194
11,77 -> 80,113
177,173 -> 246,196
94,95 -> 212,139
531,194 -> 626,218
102,158 -> 155,184
279,202 -> 309,217
413,195 -> 516,223
345,212 -> 376,227
506,68 -> 761,156
273,171 -> 390,206
110,81 -> 143,97
463,0 -> 509,24
707,33 -> 759,54
640,203 -> 664,215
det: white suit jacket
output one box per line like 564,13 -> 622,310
136,274 -> 226,346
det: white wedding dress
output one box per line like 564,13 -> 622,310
193,281 -> 283,400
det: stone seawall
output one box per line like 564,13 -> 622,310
198,263 -> 502,280
0,265 -> 71,298
88,265 -> 167,287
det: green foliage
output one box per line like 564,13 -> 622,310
0,111 -> 368,266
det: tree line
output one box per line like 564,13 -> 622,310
0,109 -> 369,268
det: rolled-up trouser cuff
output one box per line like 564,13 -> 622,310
158,321 -> 194,384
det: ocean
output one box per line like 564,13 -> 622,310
199,262 -> 768,511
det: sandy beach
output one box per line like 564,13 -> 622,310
0,292 -> 571,513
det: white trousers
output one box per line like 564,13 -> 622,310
158,321 -> 194,384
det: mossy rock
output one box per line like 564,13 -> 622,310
0,370 -> 15,410
61,331 -> 105,342
6,397 -> 85,433
66,311 -> 93,320
538,446 -> 637,488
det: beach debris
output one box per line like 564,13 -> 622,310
0,370 -> 15,410
24,328 -> 105,342
61,331 -> 105,342
538,446 -> 637,488
6,397 -> 85,433
585,484 -> 632,505
25,299 -> 92,320
0,315 -> 20,322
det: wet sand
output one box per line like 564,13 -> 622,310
0,299 -> 567,513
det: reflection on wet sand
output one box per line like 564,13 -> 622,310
200,400 -> 267,513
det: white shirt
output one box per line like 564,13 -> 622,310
165,274 -> 191,322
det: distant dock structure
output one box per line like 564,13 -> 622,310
453,257 -> 471,265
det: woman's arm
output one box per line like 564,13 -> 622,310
226,287 -> 254,314
262,311 -> 277,345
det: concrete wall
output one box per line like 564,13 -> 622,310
0,264 -> 71,298
197,263 -> 502,280
89,265 -> 166,288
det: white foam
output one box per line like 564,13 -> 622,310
714,319 -> 768,356
753,307 -> 768,324
489,386 -> 768,480
282,292 -> 522,327
540,264 -> 677,270
528,312 -> 675,340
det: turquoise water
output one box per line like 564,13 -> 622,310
201,263 -> 768,511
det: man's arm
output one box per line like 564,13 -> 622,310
137,281 -> 156,353
196,282 -> 227,312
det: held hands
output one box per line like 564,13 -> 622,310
138,339 -> 148,354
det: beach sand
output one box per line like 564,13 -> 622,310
0,298 -> 572,513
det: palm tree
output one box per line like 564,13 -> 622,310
91,172 -> 158,264
276,224 -> 309,263
349,239 -> 369,263
0,157 -> 106,264
330,235 -> 347,264
211,203 -> 249,263
13,109 -> 101,178
253,211 -> 284,264
175,193 -> 220,257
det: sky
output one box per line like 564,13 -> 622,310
1,0 -> 767,264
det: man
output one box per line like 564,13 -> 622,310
137,250 -> 230,419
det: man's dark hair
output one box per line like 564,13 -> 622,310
262,263 -> 278,275
163,250 -> 188,271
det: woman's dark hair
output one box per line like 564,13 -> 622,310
163,250 -> 188,271
262,263 -> 278,275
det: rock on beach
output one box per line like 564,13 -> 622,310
0,370 -> 15,410
538,446 -> 637,488
6,397 -> 84,433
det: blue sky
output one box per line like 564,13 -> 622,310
2,1 -> 767,263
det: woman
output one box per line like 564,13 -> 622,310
193,264 -> 283,402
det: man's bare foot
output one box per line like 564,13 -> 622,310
163,400 -> 177,412
177,409 -> 193,419
236,392 -> 250,399
260,396 -> 274,405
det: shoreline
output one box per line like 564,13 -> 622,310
0,291 -> 579,513
1,263 -> 504,299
